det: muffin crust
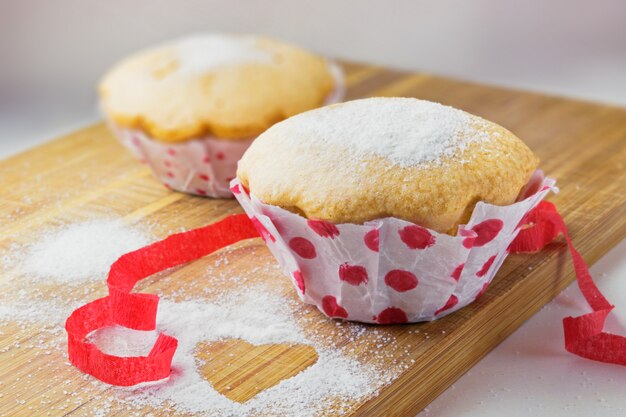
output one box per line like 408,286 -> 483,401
237,98 -> 539,233
99,34 -> 336,142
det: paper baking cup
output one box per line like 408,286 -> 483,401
108,61 -> 345,198
231,173 -> 556,323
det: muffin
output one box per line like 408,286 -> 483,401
233,98 -> 555,323
99,34 -> 344,198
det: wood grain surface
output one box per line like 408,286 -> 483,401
0,61 -> 625,417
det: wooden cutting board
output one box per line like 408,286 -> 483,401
1,61 -> 625,417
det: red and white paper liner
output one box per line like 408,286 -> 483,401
231,175 -> 557,324
65,191 -> 626,387
107,61 -> 345,199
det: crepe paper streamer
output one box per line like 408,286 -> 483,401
66,201 -> 624,387
511,201 -> 626,365
65,213 -> 260,386
65,297 -> 178,386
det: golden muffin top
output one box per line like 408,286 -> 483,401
237,97 -> 539,233
99,34 -> 337,142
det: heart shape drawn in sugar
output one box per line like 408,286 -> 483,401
87,291 -> 381,415
195,339 -> 318,403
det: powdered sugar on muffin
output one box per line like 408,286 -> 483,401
266,97 -> 491,168
238,97 -> 538,231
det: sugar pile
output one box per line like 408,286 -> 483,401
262,97 -> 490,168
89,287 -> 383,417
21,219 -> 152,284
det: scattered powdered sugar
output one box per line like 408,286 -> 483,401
3,215 -> 388,416
89,287 -> 382,416
87,326 -> 159,357
21,219 -> 152,284
175,34 -> 273,75
0,296 -> 75,325
267,97 -> 490,167
238,350 -> 374,417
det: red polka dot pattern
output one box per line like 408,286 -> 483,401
289,237 -> 317,259
471,219 -> 504,247
451,263 -> 464,281
384,270 -> 418,292
364,229 -> 379,252
250,217 -> 276,243
462,236 -> 476,249
376,307 -> 408,324
435,294 -> 459,315
322,296 -> 348,318
229,174 -> 556,324
293,271 -> 305,294
477,255 -> 497,277
338,263 -> 369,286
114,123 -> 255,198
307,219 -> 340,239
475,281 -> 490,300
399,225 -> 436,249
230,184 -> 242,194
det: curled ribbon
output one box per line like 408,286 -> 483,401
65,213 -> 259,386
65,203 -> 625,387
510,201 -> 626,365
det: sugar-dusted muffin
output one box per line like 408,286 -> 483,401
233,97 -> 553,324
238,97 -> 538,233
100,34 -> 344,198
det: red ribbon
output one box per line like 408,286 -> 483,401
65,202 -> 625,387
65,213 -> 259,386
510,201 -> 626,365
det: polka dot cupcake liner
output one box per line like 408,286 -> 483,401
231,172 -> 557,324
108,61 -> 345,198
110,124 -> 253,198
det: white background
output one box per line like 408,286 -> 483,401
1,0 -> 626,155
1,1 -> 625,416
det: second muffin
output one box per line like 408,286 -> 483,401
100,33 -> 344,197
